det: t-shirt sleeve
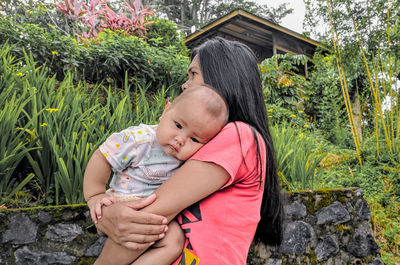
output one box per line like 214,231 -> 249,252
99,126 -> 151,171
189,122 -> 254,188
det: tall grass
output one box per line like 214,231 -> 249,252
0,43 -> 173,205
270,122 -> 326,190
0,44 -> 39,203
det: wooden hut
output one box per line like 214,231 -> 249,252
185,9 -> 322,76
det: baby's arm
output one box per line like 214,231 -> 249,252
83,149 -> 113,223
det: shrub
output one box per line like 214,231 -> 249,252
259,53 -> 308,112
0,15 -> 189,93
146,17 -> 188,55
304,52 -> 350,147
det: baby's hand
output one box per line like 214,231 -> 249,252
87,194 -> 117,224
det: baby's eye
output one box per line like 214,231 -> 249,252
191,137 -> 199,143
175,122 -> 182,129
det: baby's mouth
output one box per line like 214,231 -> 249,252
170,144 -> 179,152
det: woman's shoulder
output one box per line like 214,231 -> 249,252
218,121 -> 257,140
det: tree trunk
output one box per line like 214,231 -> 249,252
351,92 -> 362,142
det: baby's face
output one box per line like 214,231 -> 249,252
156,98 -> 224,161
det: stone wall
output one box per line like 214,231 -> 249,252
0,188 -> 383,265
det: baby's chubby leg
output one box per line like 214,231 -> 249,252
132,220 -> 185,265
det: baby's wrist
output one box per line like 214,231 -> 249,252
85,192 -> 105,203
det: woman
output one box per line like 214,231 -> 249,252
96,37 -> 283,264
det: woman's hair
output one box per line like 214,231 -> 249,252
192,37 -> 283,245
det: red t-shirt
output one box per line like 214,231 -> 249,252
173,121 -> 266,265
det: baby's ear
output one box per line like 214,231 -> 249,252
159,101 -> 171,120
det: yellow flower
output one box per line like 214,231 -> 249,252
40,123 -> 47,127
16,73 -> 23,77
46,108 -> 59,113
299,133 -> 304,138
278,75 -> 294,87
304,124 -> 309,128
298,110 -> 304,113
52,51 -> 58,55
290,114 -> 296,118
268,115 -> 273,118
268,109 -> 274,112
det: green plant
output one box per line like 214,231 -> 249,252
270,122 -> 326,190
260,53 -> 308,112
265,103 -> 311,129
304,52 -> 351,147
0,44 -> 40,203
0,43 -> 178,205
146,17 -> 188,54
0,15 -> 189,93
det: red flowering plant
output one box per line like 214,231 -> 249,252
122,0 -> 154,37
55,0 -> 154,40
55,0 -> 87,22
80,0 -> 108,38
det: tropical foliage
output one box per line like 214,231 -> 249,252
0,1 -> 189,92
0,0 -> 399,263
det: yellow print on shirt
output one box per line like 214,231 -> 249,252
178,248 -> 200,265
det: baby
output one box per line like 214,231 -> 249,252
83,84 -> 228,265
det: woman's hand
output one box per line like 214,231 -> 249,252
96,194 -> 168,250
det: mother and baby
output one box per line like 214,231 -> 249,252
83,37 -> 283,264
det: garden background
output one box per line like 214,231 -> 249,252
0,0 -> 398,264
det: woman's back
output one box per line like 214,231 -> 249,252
174,122 -> 266,264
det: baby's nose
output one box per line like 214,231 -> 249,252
175,135 -> 185,146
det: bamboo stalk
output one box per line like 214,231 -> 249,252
386,0 -> 396,152
349,10 -> 393,153
326,0 -> 363,165
375,105 -> 380,155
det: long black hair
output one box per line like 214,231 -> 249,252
192,37 -> 283,245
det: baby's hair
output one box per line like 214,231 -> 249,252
171,84 -> 229,125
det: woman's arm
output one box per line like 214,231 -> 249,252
141,160 -> 230,221
97,160 -> 230,249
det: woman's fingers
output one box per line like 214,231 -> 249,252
121,208 -> 168,226
123,241 -> 155,251
97,202 -> 168,246
118,229 -> 166,250
124,194 -> 157,210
